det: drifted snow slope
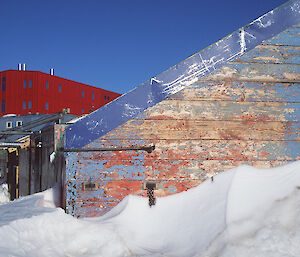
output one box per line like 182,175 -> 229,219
0,161 -> 300,257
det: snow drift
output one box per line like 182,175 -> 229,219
0,184 -> 9,204
0,161 -> 300,257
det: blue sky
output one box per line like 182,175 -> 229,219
1,0 -> 287,94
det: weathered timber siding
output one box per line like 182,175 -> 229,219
65,6 -> 300,217
67,27 -> 299,217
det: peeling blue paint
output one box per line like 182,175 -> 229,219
265,25 -> 300,46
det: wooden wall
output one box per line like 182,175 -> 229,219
4,126 -> 65,201
65,23 -> 300,218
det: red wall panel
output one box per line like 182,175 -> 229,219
0,70 -> 121,116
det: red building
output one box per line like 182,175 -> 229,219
0,67 -> 121,116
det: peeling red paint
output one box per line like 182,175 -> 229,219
104,180 -> 144,199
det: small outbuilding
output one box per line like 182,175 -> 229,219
0,113 -> 76,200
64,0 -> 300,217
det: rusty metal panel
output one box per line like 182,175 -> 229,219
65,3 -> 300,217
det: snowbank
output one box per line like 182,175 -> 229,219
0,184 -> 10,204
0,161 -> 299,257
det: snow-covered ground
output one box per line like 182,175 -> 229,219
0,161 -> 300,257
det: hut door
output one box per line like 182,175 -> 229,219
7,149 -> 18,200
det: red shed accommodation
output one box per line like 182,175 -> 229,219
0,69 -> 121,116
63,0 -> 300,217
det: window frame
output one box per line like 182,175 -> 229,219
2,77 -> 6,91
6,121 -> 12,129
1,100 -> 5,113
16,121 -> 23,127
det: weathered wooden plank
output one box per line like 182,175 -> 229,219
72,179 -> 145,217
204,62 -> 300,82
142,100 -> 300,122
236,45 -> 300,64
72,158 -> 295,217
84,139 -> 300,161
73,178 -> 199,217
169,82 -> 300,102
108,120 -> 299,141
73,158 -> 146,181
75,157 -> 295,189
73,157 -> 299,183
264,25 -> 300,46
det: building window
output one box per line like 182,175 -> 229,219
1,100 -> 5,113
107,96 -> 110,100
81,109 -> 84,113
104,96 -> 107,100
2,77 -> 6,91
6,121 -> 12,129
29,80 -> 32,88
23,101 -> 27,109
46,81 -> 49,90
23,80 -> 27,88
28,100 -> 32,109
59,84 -> 62,92
82,90 -> 84,98
16,121 -> 23,127
45,102 -> 48,110
92,92 -> 95,101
